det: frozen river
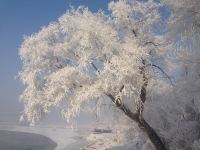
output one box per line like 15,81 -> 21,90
0,123 -> 88,150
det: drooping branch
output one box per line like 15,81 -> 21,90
147,64 -> 173,85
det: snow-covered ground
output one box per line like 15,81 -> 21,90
0,122 -> 82,150
0,122 -> 153,150
80,129 -> 149,150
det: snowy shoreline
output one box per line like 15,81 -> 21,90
0,130 -> 57,150
0,123 -> 149,150
0,123 -> 80,150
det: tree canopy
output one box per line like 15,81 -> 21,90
19,0 -> 200,149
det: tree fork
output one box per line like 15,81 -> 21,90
105,59 -> 167,150
96,55 -> 166,149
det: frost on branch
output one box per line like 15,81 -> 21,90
17,0 -> 200,149
163,0 -> 200,42
19,1 -> 164,125
192,139 -> 200,150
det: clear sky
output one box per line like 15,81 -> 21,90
0,0 -> 112,124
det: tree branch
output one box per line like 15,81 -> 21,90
144,41 -> 159,47
55,57 -> 64,69
90,62 -> 100,74
90,57 -> 167,150
138,59 -> 167,150
105,93 -> 139,121
105,93 -> 167,150
119,85 -> 125,93
132,29 -> 137,37
140,59 -> 148,103
147,64 -> 174,85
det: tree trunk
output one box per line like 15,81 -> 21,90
118,102 -> 166,150
106,94 -> 167,150
140,119 -> 167,150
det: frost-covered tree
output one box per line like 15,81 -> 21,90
19,0 -> 167,149
160,0 -> 200,149
19,0 -> 200,149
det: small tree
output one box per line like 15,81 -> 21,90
19,1 -> 169,149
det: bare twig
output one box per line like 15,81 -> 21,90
132,29 -> 137,37
55,57 -> 64,69
144,41 -> 160,47
90,62 -> 100,74
119,85 -> 125,93
147,64 -> 174,85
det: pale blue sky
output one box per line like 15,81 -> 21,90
0,0 -> 168,124
0,0 -> 112,123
